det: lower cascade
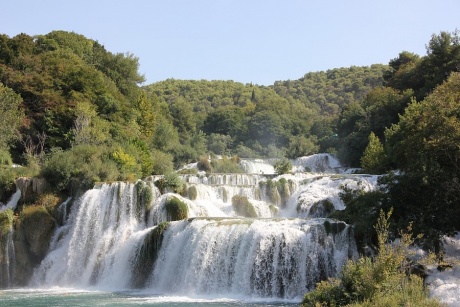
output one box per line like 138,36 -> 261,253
149,218 -> 355,298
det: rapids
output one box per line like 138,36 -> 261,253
11,154 -> 378,301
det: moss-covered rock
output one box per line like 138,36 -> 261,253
277,178 -> 292,208
131,222 -> 169,288
136,181 -> 154,217
0,208 -> 14,236
260,179 -> 281,205
188,185 -> 198,200
36,193 -> 62,222
15,177 -> 51,204
231,195 -> 258,218
17,205 -> 55,260
164,196 -> 188,221
12,204 -> 56,286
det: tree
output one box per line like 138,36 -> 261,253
136,91 -> 157,140
285,135 -> 319,158
0,83 -> 24,150
360,132 -> 386,174
274,158 -> 292,175
168,96 -> 196,143
385,72 -> 460,249
248,110 -> 286,147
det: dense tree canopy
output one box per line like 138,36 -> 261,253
0,82 -> 24,149
0,30 -> 458,250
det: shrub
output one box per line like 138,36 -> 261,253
151,149 -> 174,175
41,145 -> 122,193
309,199 -> 335,218
264,179 -> 281,205
0,208 -> 14,236
154,172 -> 184,194
234,145 -> 259,158
211,156 -> 244,173
164,196 -> 188,221
331,185 -> 389,251
177,168 -> 198,175
0,148 -> 12,166
197,155 -> 212,173
36,193 -> 62,220
302,209 -> 442,307
274,158 -> 292,175
231,195 -> 257,218
188,185 -> 198,200
136,181 -> 154,214
0,168 -> 17,204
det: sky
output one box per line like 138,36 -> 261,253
1,0 -> 459,86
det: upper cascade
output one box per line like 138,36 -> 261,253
292,154 -> 345,173
239,154 -> 348,175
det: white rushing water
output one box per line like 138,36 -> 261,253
0,224 -> 15,288
0,189 -> 21,212
0,189 -> 19,288
149,218 -> 356,299
31,154 -> 376,300
0,153 -> 452,304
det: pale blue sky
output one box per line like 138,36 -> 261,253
1,0 -> 459,85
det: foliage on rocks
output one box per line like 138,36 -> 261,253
231,195 -> 257,218
164,196 -> 188,221
302,209 -> 442,307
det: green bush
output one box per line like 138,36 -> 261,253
188,185 -> 198,200
302,209 -> 442,307
0,167 -> 17,204
210,156 -> 244,173
151,149 -> 174,175
263,179 -> 281,205
0,208 -> 14,236
41,145 -> 124,193
0,148 -> 12,166
274,158 -> 292,175
331,185 -> 389,251
197,155 -> 212,173
136,181 -> 154,215
164,196 -> 188,221
231,195 -> 257,218
154,172 -> 184,194
310,199 -> 335,217
36,193 -> 62,220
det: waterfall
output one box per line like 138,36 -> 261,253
283,174 -> 379,218
32,182 -> 154,289
0,189 -> 21,212
29,154 -> 382,300
0,189 -> 21,288
149,218 -> 356,299
0,214 -> 15,288
292,154 -> 344,173
240,159 -> 276,174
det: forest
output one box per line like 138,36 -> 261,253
0,29 -> 459,305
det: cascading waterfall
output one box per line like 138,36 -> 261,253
32,182 -> 155,289
0,189 -> 20,288
149,218 -> 356,298
0,221 -> 15,288
30,154 -> 380,300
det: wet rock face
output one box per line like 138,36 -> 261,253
15,178 -> 51,203
12,206 -> 56,286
